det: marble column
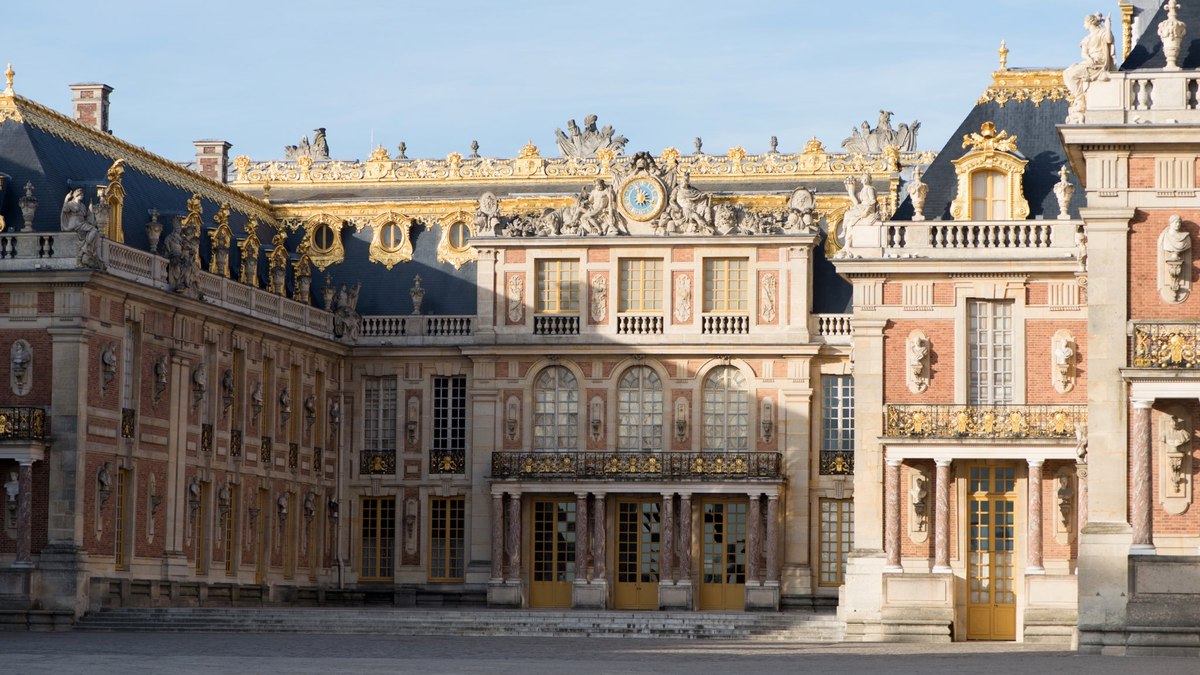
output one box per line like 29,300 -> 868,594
747,494 -> 762,585
1027,459 -> 1045,574
490,492 -> 504,581
678,494 -> 692,583
933,459 -> 952,573
885,457 -> 903,572
592,492 -> 606,581
575,492 -> 590,582
505,492 -> 521,579
661,493 -> 675,584
14,460 -> 34,567
1131,399 -> 1155,553
765,495 -> 780,583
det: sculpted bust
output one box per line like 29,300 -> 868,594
1158,215 -> 1192,303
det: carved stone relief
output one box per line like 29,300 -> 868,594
759,397 -> 774,443
192,363 -> 207,409
100,342 -> 118,394
1158,215 -> 1192,303
1051,329 -> 1077,394
674,397 -> 689,443
842,110 -> 921,153
1054,467 -> 1075,545
589,274 -> 607,323
505,396 -> 520,443
406,396 -> 419,445
908,468 -> 930,543
1159,405 -> 1193,515
506,275 -> 525,324
153,355 -> 168,403
673,273 -> 692,323
760,272 -> 777,323
404,498 -> 419,557
10,339 -> 30,397
906,330 -> 930,394
554,114 -> 627,158
589,396 -> 604,443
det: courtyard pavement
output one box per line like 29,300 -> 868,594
0,632 -> 1195,674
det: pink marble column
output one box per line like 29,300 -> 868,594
490,493 -> 504,581
1027,459 -> 1045,573
933,459 -> 951,573
575,492 -> 589,582
885,457 -> 903,571
747,494 -> 762,585
14,461 -> 33,567
678,494 -> 692,583
765,495 -> 780,583
505,492 -> 522,579
592,492 -> 606,581
661,493 -> 674,584
1131,400 -> 1155,553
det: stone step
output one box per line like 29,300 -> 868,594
75,607 -> 843,641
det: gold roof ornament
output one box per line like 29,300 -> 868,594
4,64 -> 13,96
368,145 -> 390,162
978,68 -> 1067,108
962,121 -> 1019,154
998,40 -> 1009,70
517,140 -> 540,159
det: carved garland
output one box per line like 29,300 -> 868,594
949,122 -> 1030,222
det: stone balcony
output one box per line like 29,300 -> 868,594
0,406 -> 49,464
881,220 -> 1080,260
490,450 -> 783,482
884,404 -> 1085,441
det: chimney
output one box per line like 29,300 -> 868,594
69,83 -> 113,133
193,140 -> 232,183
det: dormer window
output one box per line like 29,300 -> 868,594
950,122 -> 1030,222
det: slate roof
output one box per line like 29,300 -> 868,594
1121,1 -> 1200,70
890,93 -> 1081,222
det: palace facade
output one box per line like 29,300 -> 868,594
1,0 -> 1199,655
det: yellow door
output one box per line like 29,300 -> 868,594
529,499 -> 576,608
966,463 -> 1017,640
615,499 -> 660,610
699,498 -> 746,610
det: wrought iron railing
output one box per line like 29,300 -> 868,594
490,450 -> 782,481
1132,322 -> 1200,368
361,448 -> 397,475
430,448 -> 466,474
885,404 -> 1085,440
0,407 -> 48,441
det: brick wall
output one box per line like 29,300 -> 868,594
884,319 -> 955,402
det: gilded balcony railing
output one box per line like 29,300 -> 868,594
360,448 -> 397,475
885,404 -> 1085,440
490,450 -> 782,481
0,407 -> 48,441
430,447 -> 466,474
1132,322 -> 1200,368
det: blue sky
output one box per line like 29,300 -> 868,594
4,1 -> 1105,161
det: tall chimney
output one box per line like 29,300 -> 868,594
193,140 -> 232,183
69,83 -> 113,133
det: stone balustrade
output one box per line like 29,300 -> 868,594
883,220 -> 1079,258
813,313 -> 852,343
1081,70 -> 1200,124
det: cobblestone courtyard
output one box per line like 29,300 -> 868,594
0,632 -> 1193,674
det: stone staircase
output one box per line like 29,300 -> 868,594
74,607 -> 844,641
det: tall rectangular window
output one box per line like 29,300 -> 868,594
429,496 -> 466,582
535,259 -> 580,314
618,259 -> 663,312
818,498 -> 854,586
702,258 -> 749,312
363,376 -> 397,474
820,375 -> 855,475
432,376 -> 467,473
968,300 -> 1013,405
361,497 -> 396,581
114,468 -> 130,570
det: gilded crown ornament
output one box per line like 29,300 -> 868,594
962,121 -> 1019,153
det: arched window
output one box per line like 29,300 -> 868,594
970,170 -> 1008,221
533,366 -> 578,451
617,366 -> 663,452
702,366 -> 748,452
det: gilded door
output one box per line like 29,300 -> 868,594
699,498 -> 747,610
966,463 -> 1017,641
529,499 -> 576,608
615,499 -> 660,610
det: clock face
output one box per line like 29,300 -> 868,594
619,176 -> 666,222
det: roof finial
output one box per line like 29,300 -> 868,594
4,64 -> 14,95
998,40 -> 1008,70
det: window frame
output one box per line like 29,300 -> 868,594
618,258 -> 664,313
533,366 -> 579,451
616,366 -> 664,452
702,258 -> 749,313
535,259 -> 581,315
701,365 -> 749,452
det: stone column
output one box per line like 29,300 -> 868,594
592,492 -> 606,581
885,457 -> 903,572
1076,462 -> 1088,541
14,460 -> 34,567
1027,459 -> 1045,574
678,494 -> 692,583
933,459 -> 952,573
1131,399 -> 1155,554
505,492 -> 521,579
575,492 -> 590,582
490,492 -> 504,581
765,495 -> 780,583
661,493 -> 675,584
747,494 -> 762,585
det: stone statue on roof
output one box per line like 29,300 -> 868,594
284,128 -> 330,160
842,110 -> 921,153
554,114 -> 628,158
61,188 -> 105,270
1064,12 -> 1115,123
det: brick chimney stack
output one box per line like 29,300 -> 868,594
193,140 -> 232,183
69,83 -> 113,133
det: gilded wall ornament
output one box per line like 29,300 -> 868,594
436,211 -> 476,269
302,214 -> 345,271
949,122 -> 1030,221
1158,215 -> 1192,303
104,159 -> 125,243
366,211 -> 413,270
239,218 -> 261,288
209,203 -> 233,278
